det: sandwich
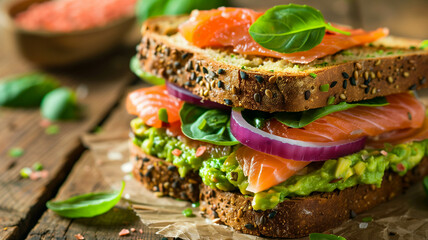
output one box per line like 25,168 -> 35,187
126,5 -> 428,238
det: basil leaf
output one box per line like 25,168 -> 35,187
136,0 -> 229,23
249,4 -> 349,53
275,97 -> 389,128
41,88 -> 79,120
424,176 -> 428,196
309,233 -> 346,240
130,56 -> 165,85
0,73 -> 59,107
47,181 -> 125,218
180,103 -> 239,146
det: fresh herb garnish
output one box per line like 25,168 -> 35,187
309,233 -> 346,240
319,84 -> 329,92
45,125 -> 60,135
46,181 -> 125,218
327,96 -> 336,105
180,103 -> 239,146
136,0 -> 229,23
158,108 -> 169,123
130,56 -> 165,85
182,208 -> 195,217
249,4 -> 350,54
33,162 -> 44,171
310,73 -> 317,79
275,97 -> 388,128
191,202 -> 200,208
9,147 -> 24,157
0,73 -> 59,108
362,216 -> 373,222
420,40 -> 428,50
41,88 -> 79,121
20,167 -> 32,178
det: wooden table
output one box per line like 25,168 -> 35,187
1,0 -> 427,239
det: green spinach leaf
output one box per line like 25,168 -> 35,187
41,88 -> 79,120
309,233 -> 346,240
275,97 -> 389,128
249,4 -> 350,53
130,56 -> 165,85
47,181 -> 125,218
0,73 -> 59,107
180,103 -> 239,146
136,0 -> 229,23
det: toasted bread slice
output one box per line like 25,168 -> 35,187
131,143 -> 201,202
137,15 -> 428,112
200,157 -> 428,238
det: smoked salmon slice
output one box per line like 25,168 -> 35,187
179,7 -> 389,64
126,85 -> 183,128
236,146 -> 310,193
263,93 -> 425,142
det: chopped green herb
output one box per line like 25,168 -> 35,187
362,216 -> 373,222
386,51 -> 394,55
376,49 -> 384,55
420,40 -> 428,50
20,167 -> 32,178
9,147 -> 24,157
191,202 -> 200,208
230,54 -> 235,58
269,70 -> 274,73
93,126 -> 103,133
241,66 -> 246,70
408,112 -> 412,120
158,108 -> 168,123
368,43 -> 374,47
341,50 -> 353,56
423,176 -> 428,196
33,162 -> 44,171
327,96 -> 335,105
315,62 -> 328,68
309,233 -> 346,240
396,50 -> 404,54
45,125 -> 59,135
47,181 -> 125,218
319,84 -> 329,92
182,208 -> 194,217
310,73 -> 317,79
409,46 -> 416,50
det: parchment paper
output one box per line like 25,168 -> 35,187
82,131 -> 428,240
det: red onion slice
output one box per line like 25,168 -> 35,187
231,109 -> 366,161
166,82 -> 229,110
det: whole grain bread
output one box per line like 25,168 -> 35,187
130,143 -> 201,202
137,15 -> 428,112
200,157 -> 428,238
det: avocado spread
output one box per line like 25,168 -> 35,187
200,140 -> 428,210
131,118 -> 428,211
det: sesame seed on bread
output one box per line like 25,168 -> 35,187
137,15 -> 428,112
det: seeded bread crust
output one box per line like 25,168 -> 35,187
200,157 -> 428,238
130,143 -> 201,202
137,15 -> 428,112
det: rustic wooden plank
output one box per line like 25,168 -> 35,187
0,26 -> 136,239
26,84 -> 165,240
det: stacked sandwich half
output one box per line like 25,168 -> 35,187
127,5 -> 428,238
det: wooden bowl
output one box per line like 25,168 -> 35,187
2,0 -> 136,67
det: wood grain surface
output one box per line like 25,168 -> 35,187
0,0 -> 427,239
